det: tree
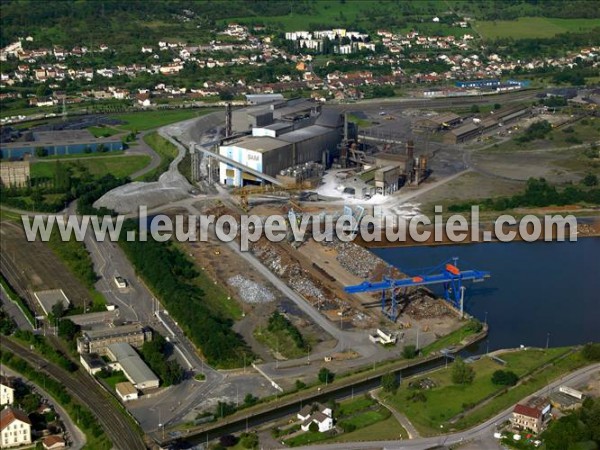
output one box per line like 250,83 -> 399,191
582,173 -> 598,186
451,357 -> 475,385
51,301 -> 65,319
402,344 -> 418,359
239,432 -> 259,449
382,372 -> 399,393
491,370 -> 518,386
582,343 -> 600,361
470,104 -> 480,113
295,379 -> 306,390
219,434 -> 238,447
19,393 -> 40,413
58,318 -> 80,341
34,146 -> 47,157
318,367 -> 334,384
494,103 -> 501,110
308,422 -> 319,433
243,393 -> 258,407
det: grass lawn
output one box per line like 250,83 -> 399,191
100,371 -> 128,389
485,117 -> 600,153
420,320 -> 482,356
111,108 -> 215,131
87,125 -> 121,138
31,155 -> 151,180
137,132 -> 178,181
223,1 -> 450,32
383,347 -> 574,436
337,396 -> 376,417
331,415 -> 407,443
253,325 -> 309,359
39,150 -> 125,160
475,17 -> 600,40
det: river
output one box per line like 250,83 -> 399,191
372,237 -> 600,351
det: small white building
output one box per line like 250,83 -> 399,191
298,403 -> 334,432
0,407 -> 32,448
0,376 -> 15,406
115,381 -> 139,402
369,329 -> 397,345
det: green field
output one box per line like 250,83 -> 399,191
283,395 -> 406,446
137,132 -> 178,181
223,1 -> 449,32
87,126 -> 122,138
112,108 -> 215,131
254,326 -> 308,359
475,17 -> 600,39
384,347 -> 576,436
31,155 -> 151,180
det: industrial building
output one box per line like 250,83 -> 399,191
219,98 -> 347,187
33,289 -> 71,316
115,381 -> 139,402
444,105 -> 531,144
415,112 -> 462,131
76,323 -> 152,355
0,129 -> 123,160
106,342 -> 160,390
0,161 -> 30,187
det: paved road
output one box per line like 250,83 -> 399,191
0,366 -> 86,450
372,388 -> 421,439
2,338 -> 146,450
295,363 -> 600,450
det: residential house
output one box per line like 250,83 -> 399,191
511,397 -> 551,433
298,403 -> 334,432
0,407 -> 32,448
43,435 -> 66,449
1,376 -> 15,406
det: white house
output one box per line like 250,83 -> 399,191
298,403 -> 334,432
115,382 -> 139,402
0,407 -> 32,448
0,376 -> 15,406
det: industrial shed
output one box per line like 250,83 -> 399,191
0,130 -> 123,160
106,342 -> 159,390
444,123 -> 481,144
415,112 -> 462,131
219,136 -> 293,186
277,125 -> 341,165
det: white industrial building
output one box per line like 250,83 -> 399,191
106,343 -> 160,390
219,99 -> 347,187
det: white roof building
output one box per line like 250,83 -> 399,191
106,343 -> 159,390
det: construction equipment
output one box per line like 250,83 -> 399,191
344,257 -> 490,321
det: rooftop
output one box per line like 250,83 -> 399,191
277,125 -> 335,143
0,407 -> 31,430
227,136 -> 290,153
106,342 -> 159,387
450,122 -> 480,136
33,289 -> 70,316
115,381 -> 138,396
82,323 -> 146,341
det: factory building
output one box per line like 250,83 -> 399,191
0,161 -> 30,187
76,323 -> 152,355
0,130 -> 123,160
415,112 -> 462,131
106,342 -> 159,390
220,98 -> 346,187
444,105 -> 531,144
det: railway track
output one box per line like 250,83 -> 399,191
1,338 -> 147,450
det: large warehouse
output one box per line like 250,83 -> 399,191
0,129 -> 123,160
219,99 -> 347,186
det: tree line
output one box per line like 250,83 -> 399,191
118,220 -> 252,368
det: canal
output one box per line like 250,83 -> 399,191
373,237 -> 600,351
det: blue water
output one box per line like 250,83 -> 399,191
372,238 -> 600,351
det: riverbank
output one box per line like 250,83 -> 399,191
355,216 -> 600,248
